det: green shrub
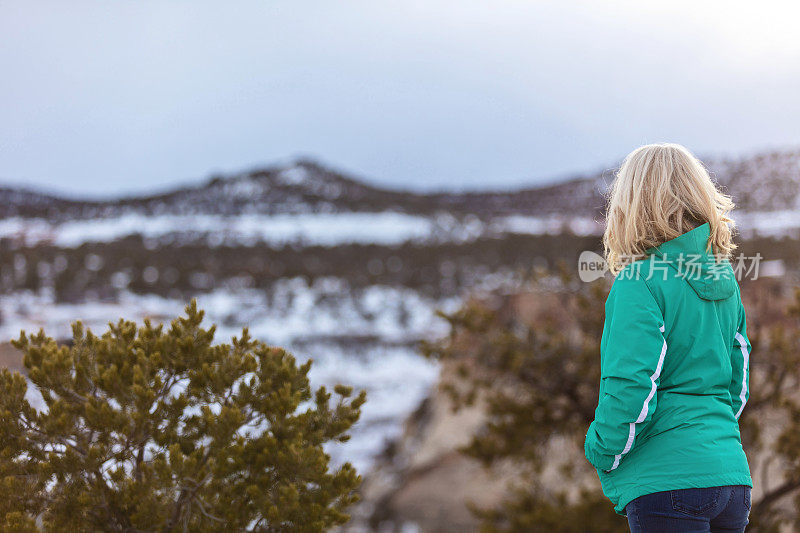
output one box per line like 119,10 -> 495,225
0,300 -> 365,532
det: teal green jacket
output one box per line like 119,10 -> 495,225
584,223 -> 752,516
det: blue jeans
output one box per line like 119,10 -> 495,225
626,485 -> 751,532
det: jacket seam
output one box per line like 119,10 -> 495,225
636,263 -> 666,319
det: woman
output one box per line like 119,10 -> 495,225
583,143 -> 752,532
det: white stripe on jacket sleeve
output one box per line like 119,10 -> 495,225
608,324 -> 667,472
733,331 -> 750,420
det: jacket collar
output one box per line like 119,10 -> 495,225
646,222 -> 711,259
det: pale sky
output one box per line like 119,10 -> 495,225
2,0 -> 800,197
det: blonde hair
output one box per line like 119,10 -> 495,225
603,143 -> 736,274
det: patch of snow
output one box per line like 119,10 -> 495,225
736,210 -> 800,238
758,259 -> 785,278
223,177 -> 264,198
0,213 -> 438,248
493,215 -> 602,236
277,165 -> 310,185
0,212 -> 623,250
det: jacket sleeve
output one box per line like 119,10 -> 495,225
584,276 -> 666,472
729,299 -> 751,420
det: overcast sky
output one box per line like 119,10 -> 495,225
2,0 -> 800,197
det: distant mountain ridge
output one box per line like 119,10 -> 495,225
2,148 -> 799,221
0,158 -> 606,221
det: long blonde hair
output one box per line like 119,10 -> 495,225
603,143 -> 736,274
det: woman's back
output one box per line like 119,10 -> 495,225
585,222 -> 752,515
583,142 -> 753,528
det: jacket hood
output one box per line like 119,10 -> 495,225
646,222 -> 736,301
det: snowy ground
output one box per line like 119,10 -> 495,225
736,210 -> 800,238
0,280 -> 461,473
0,213 -> 436,247
0,212 -> 604,248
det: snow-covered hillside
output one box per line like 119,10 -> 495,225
3,149 -> 800,238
